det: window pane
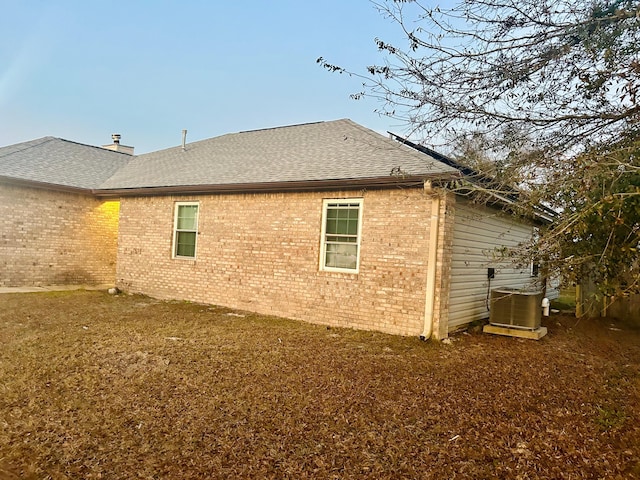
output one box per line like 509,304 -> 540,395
337,219 -> 349,234
347,217 -> 358,235
176,231 -> 196,257
177,205 -> 198,230
325,250 -> 336,268
326,218 -> 338,235
325,206 -> 359,236
325,243 -> 357,269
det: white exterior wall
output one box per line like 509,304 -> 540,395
448,200 -> 541,332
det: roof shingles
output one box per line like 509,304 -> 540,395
100,119 -> 457,189
1,120 -> 458,193
0,137 -> 131,190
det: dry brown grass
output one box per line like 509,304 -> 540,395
1,290 -> 639,479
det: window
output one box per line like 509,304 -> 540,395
531,226 -> 540,277
531,261 -> 540,277
173,202 -> 199,258
320,199 -> 363,272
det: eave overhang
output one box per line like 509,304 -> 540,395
1,173 -> 462,199
0,176 -> 92,195
92,173 -> 461,198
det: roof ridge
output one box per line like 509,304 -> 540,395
0,136 -> 134,160
238,120 -> 329,134
52,137 -> 135,156
341,120 -> 428,157
0,137 -> 56,160
135,119 -> 350,157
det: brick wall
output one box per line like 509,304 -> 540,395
431,192 -> 456,340
0,184 -> 119,287
116,188 -> 441,336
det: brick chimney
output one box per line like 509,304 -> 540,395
102,134 -> 134,155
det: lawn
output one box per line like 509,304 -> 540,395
1,290 -> 639,479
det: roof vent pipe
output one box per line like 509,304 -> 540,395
182,129 -> 187,151
112,134 -> 121,145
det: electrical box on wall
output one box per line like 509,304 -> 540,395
487,267 -> 495,279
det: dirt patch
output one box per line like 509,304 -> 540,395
1,290 -> 639,479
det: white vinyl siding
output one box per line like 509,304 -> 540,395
448,202 -> 539,332
319,199 -> 363,273
173,202 -> 199,258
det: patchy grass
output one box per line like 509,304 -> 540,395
595,405 -> 627,432
551,289 -> 577,312
1,290 -> 639,479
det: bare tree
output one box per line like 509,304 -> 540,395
319,0 -> 640,301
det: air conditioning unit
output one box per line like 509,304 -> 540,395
489,288 -> 543,330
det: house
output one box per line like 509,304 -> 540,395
0,119 -> 552,339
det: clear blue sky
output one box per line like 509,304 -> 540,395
0,1 -> 418,153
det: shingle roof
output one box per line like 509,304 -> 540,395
100,119 -> 458,190
0,136 -> 131,190
0,120 -> 459,193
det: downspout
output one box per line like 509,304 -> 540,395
421,181 -> 441,340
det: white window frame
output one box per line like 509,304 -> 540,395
530,226 -> 540,277
319,198 -> 363,273
531,260 -> 540,277
172,202 -> 199,259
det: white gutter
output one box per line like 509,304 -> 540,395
421,182 -> 441,340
